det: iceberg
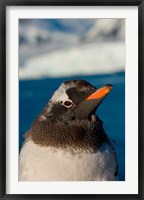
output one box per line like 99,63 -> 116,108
19,41 -> 125,80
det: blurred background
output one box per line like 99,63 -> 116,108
19,19 -> 125,181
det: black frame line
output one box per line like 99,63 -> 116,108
0,0 -> 144,199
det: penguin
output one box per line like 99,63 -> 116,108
19,80 -> 118,181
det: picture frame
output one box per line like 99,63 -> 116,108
0,0 -> 144,199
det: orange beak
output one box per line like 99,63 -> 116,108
86,84 -> 113,100
73,84 -> 113,119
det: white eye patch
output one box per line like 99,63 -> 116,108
56,93 -> 70,103
56,93 -> 73,108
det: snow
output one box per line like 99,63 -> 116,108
19,19 -> 125,79
19,41 -> 125,79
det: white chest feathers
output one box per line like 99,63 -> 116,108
19,140 -> 118,181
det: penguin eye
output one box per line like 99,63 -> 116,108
63,100 -> 73,108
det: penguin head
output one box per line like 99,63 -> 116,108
30,80 -> 113,149
40,80 -> 113,123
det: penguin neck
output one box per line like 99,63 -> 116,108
28,115 -> 109,151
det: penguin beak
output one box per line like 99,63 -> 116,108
86,84 -> 113,101
74,84 -> 113,119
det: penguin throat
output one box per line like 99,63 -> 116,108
29,116 -> 109,151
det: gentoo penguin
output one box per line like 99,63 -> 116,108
19,80 -> 118,181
